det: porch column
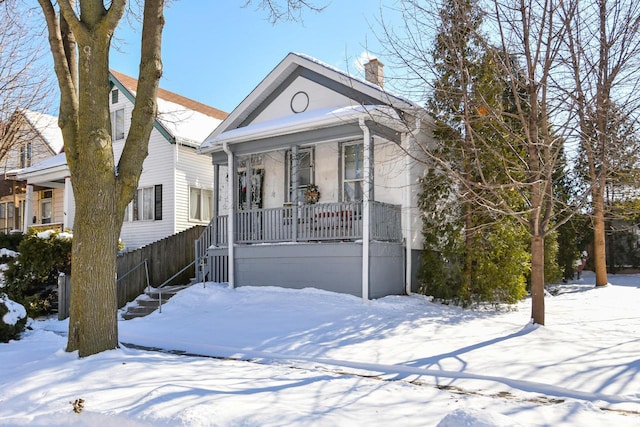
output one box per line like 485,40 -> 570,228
213,163 -> 220,245
291,145 -> 299,241
23,184 -> 33,233
63,176 -> 74,230
359,119 -> 372,302
223,142 -> 236,288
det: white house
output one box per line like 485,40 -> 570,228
0,109 -> 64,233
196,53 -> 432,300
18,71 -> 227,249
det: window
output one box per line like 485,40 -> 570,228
190,187 -> 213,221
41,190 -> 52,224
237,154 -> 264,210
19,143 -> 32,168
111,89 -> 119,104
285,148 -> 314,203
124,185 -> 162,222
111,108 -> 125,140
342,142 -> 364,202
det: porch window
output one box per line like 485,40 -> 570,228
111,108 -> 125,141
342,142 -> 364,201
285,148 -> 314,203
41,190 -> 52,224
189,187 -> 213,221
125,185 -> 162,222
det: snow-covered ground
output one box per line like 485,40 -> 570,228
1,270 -> 639,426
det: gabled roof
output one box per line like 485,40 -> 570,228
203,53 -> 418,144
18,109 -> 64,154
109,70 -> 228,148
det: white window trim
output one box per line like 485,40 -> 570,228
189,186 -> 213,222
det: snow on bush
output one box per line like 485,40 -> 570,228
0,293 -> 27,342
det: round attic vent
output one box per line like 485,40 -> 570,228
290,91 -> 309,113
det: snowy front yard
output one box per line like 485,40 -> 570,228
1,270 -> 639,426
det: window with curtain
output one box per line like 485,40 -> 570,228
189,187 -> 213,221
124,185 -> 162,222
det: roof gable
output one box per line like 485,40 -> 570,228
204,53 -> 417,144
109,70 -> 228,147
19,109 -> 64,154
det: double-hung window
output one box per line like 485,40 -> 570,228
124,185 -> 162,222
41,190 -> 53,224
19,143 -> 32,168
342,142 -> 364,202
285,148 -> 314,203
111,108 -> 125,141
189,187 -> 213,221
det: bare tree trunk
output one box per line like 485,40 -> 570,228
530,234 -> 545,325
591,189 -> 608,286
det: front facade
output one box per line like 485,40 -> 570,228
0,110 -> 64,233
18,71 -> 227,249
197,53 -> 431,300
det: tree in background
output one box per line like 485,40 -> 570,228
380,0 -> 575,324
0,0 -> 53,162
37,0 -> 324,357
559,0 -> 640,286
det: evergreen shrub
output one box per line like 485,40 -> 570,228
3,230 -> 72,317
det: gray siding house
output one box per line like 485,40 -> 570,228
196,53 -> 432,300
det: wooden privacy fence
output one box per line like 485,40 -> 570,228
58,225 -> 204,319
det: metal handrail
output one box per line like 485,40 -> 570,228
117,258 -> 150,293
156,260 -> 195,313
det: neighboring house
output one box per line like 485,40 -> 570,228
0,109 -> 64,233
18,71 -> 227,249
196,53 -> 432,300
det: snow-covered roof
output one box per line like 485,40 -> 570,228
199,105 -> 403,153
17,151 -> 68,180
110,70 -> 227,147
20,109 -> 64,154
203,52 -> 420,146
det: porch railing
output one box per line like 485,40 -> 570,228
195,201 -> 402,282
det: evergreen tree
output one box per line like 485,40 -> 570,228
420,0 -> 530,306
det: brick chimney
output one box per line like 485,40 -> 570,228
364,58 -> 384,88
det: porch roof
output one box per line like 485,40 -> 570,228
198,104 -> 404,155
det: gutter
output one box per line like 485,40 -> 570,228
405,114 -> 423,296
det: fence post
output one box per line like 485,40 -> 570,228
58,273 -> 71,320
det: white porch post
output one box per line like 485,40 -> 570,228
63,176 -> 74,230
23,184 -> 33,233
223,142 -> 235,289
359,119 -> 371,303
291,145 -> 299,242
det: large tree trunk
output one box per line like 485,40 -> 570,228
65,22 -> 123,355
67,182 -> 122,355
38,0 -> 164,356
530,234 -> 545,325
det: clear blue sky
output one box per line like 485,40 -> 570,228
109,1 -> 402,114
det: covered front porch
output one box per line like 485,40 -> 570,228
195,200 -> 405,299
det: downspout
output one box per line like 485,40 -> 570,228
405,115 -> 422,295
223,141 -> 235,289
359,118 -> 371,303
